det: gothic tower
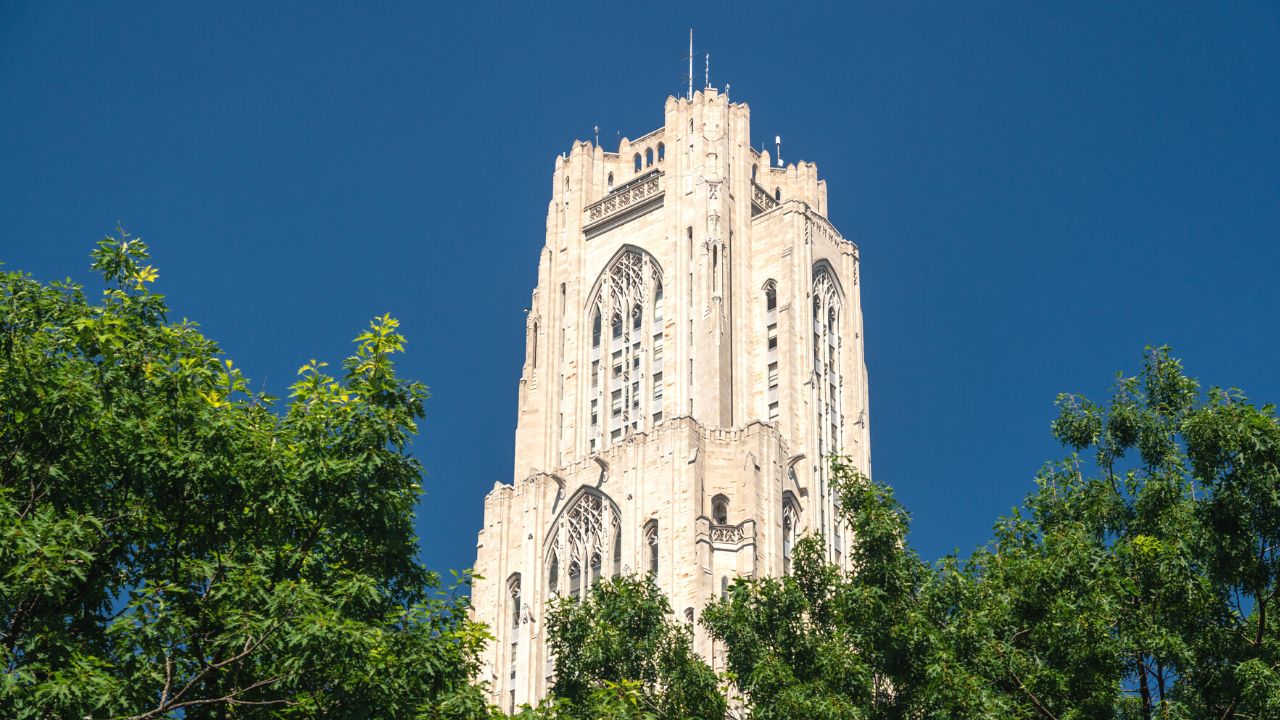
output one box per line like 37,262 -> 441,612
472,88 -> 870,713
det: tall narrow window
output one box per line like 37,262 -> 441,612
568,561 -> 581,599
612,527 -> 622,577
607,172 -> 614,191
645,521 -> 659,576
775,187 -> 782,202
548,553 -> 559,595
712,495 -> 729,525
782,497 -> 799,575
634,153 -> 642,172
509,575 -> 522,631
657,142 -> 665,162
645,148 -> 654,167
590,552 -> 601,587
764,280 -> 779,422
721,576 -> 729,599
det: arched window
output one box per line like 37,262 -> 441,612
547,489 -> 622,601
607,172 -> 614,191
712,495 -> 729,525
508,574 -> 522,630
548,552 -> 559,595
751,163 -> 758,181
634,153 -> 642,172
783,495 -> 799,575
612,526 -> 622,577
657,143 -> 665,162
685,607 -> 694,624
587,248 -> 664,447
775,187 -> 782,202
592,310 -> 602,349
644,520 -> 659,576
645,148 -> 654,167
813,265 -> 844,464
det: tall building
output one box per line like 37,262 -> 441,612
472,88 -> 869,713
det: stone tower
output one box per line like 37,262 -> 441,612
472,89 -> 870,713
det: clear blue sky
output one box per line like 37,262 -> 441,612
3,2 -> 1278,574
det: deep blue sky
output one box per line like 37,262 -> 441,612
3,2 -> 1278,574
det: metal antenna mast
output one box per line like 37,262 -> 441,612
705,53 -> 710,89
687,29 -> 693,99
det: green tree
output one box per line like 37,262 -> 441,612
530,575 -> 724,720
0,233 -> 498,719
704,348 -> 1280,719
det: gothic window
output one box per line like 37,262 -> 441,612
508,574 -> 522,631
548,552 -> 559,595
775,187 -> 782,202
685,607 -> 694,624
547,489 -> 622,601
712,495 -> 729,525
634,153 -> 642,172
644,520 -> 658,576
657,142 -> 665,162
587,248 -> 664,448
592,310 -> 602,349
612,524 -> 622,577
783,494 -> 799,575
721,576 -> 729,599
645,148 -> 654,167
607,172 -> 614,191
812,265 -> 843,463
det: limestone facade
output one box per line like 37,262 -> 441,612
472,89 -> 870,713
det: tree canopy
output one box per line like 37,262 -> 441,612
1,234 -> 497,719
702,348 -> 1280,719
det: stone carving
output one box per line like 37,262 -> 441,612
751,182 -> 780,212
710,523 -> 744,543
586,172 -> 663,224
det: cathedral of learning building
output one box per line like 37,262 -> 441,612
472,87 -> 870,712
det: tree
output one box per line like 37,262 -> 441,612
703,348 -> 1280,719
530,575 -> 724,720
0,233 -> 498,718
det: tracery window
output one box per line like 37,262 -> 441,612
811,264 -> 842,546
812,265 -> 843,457
546,490 -> 622,601
586,248 -> 664,451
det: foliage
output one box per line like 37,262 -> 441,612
0,233 -> 498,719
523,575 -> 724,720
702,347 -> 1280,719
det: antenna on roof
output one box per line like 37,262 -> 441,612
687,29 -> 694,100
775,136 -> 783,167
593,125 -> 599,146
705,53 -> 710,89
